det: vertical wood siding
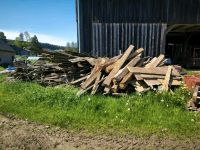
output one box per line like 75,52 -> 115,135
92,23 -> 167,57
78,0 -> 200,56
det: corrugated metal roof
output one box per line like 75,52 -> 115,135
0,39 -> 15,53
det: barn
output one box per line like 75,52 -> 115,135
76,0 -> 200,67
0,39 -> 15,66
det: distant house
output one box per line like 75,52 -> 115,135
11,45 -> 30,56
0,40 -> 15,66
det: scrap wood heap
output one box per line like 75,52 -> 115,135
12,51 -> 97,86
76,45 -> 182,96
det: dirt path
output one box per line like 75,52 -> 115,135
0,115 -> 200,150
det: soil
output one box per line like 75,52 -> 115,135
0,114 -> 200,150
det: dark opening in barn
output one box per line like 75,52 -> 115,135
76,0 -> 200,68
166,24 -> 200,68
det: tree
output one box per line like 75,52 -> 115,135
14,37 -> 23,48
19,33 -> 24,41
30,35 -> 42,53
66,42 -> 71,48
65,42 -> 78,52
0,32 -> 7,42
24,31 -> 31,42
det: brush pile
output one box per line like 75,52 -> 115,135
75,45 -> 182,96
12,51 -> 96,86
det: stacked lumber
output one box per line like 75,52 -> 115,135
77,45 -> 182,96
12,51 -> 96,86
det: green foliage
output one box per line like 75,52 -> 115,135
14,37 -> 23,48
182,68 -> 200,75
19,33 -> 24,41
30,35 -> 42,52
65,42 -> 78,52
0,81 -> 199,138
0,66 -> 5,71
24,31 -> 31,42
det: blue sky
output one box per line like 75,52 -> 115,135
0,0 -> 77,46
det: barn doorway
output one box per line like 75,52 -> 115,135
166,24 -> 200,68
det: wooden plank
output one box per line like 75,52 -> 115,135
77,77 -> 105,97
140,74 -> 165,79
104,54 -> 123,73
145,57 -> 157,68
151,54 -> 165,68
134,81 -> 150,93
70,75 -> 89,84
158,79 -> 182,86
103,45 -> 134,87
162,66 -> 172,91
114,54 -> 141,82
91,72 -> 102,95
127,48 -> 144,61
144,79 -> 162,86
81,56 -> 121,89
105,47 -> 143,73
127,66 -> 179,76
119,72 -> 134,89
135,74 -> 143,81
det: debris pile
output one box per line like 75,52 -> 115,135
12,51 -> 96,86
76,45 -> 182,96
187,85 -> 200,111
12,45 -> 182,94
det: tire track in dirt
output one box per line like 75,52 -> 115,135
0,115 -> 199,150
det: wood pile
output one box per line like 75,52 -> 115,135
76,45 -> 182,96
12,51 -> 97,86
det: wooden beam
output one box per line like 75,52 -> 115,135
127,66 -> 179,76
114,55 -> 141,82
91,72 -> 102,95
70,75 -> 89,84
119,72 -> 134,89
162,66 -> 172,91
103,45 -> 134,87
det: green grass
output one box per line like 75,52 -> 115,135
0,79 -> 199,138
0,66 -> 5,71
182,68 -> 200,75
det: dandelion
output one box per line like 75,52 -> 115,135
161,128 -> 168,132
161,99 -> 164,103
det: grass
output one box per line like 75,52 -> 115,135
0,66 -> 5,71
182,68 -> 200,75
0,78 -> 200,138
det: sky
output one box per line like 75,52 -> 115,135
0,0 -> 77,46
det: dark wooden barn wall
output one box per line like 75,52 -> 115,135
92,23 -> 167,57
78,0 -> 200,56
